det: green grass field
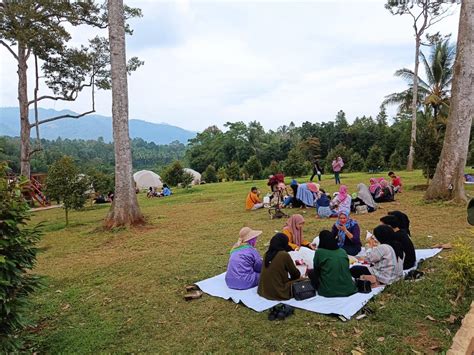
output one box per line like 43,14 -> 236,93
24,170 -> 473,353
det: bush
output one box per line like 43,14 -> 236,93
447,240 -> 474,302
244,155 -> 263,180
226,162 -> 240,181
365,145 -> 385,172
389,150 -> 403,170
0,162 -> 42,351
202,165 -> 218,183
348,152 -> 365,172
217,167 -> 227,182
283,147 -> 310,177
87,168 -> 114,194
162,161 -> 185,187
181,172 -> 194,188
45,156 -> 90,226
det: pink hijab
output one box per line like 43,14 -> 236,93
307,182 -> 319,193
283,214 -> 305,247
369,178 -> 381,194
338,185 -> 348,202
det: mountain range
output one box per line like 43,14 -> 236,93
0,107 -> 196,145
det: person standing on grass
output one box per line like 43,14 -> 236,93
310,160 -> 323,182
245,186 -> 263,210
332,156 -> 344,184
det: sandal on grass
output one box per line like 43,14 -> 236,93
184,290 -> 203,301
185,284 -> 199,292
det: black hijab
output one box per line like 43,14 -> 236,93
264,233 -> 292,267
318,230 -> 339,250
380,215 -> 400,229
373,225 -> 404,261
388,210 -> 411,236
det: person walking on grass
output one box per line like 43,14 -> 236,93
310,159 -> 323,182
332,156 -> 344,184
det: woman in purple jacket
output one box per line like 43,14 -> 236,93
225,227 -> 263,290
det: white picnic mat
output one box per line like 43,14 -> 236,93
195,248 -> 442,319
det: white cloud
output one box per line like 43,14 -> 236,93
0,1 -> 461,132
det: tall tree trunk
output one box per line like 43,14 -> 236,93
104,0 -> 144,228
424,0 -> 474,203
407,37 -> 421,171
18,45 -> 31,178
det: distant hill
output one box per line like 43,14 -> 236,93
0,107 -> 196,145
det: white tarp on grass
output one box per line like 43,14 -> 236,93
196,248 -> 442,320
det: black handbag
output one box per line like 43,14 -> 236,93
292,280 -> 316,300
356,279 -> 372,293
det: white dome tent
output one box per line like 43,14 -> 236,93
183,168 -> 201,185
133,170 -> 163,190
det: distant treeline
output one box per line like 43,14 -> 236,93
0,136 -> 186,174
187,109 -> 415,181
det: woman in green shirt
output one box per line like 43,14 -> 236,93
309,230 -> 357,297
257,233 -> 301,300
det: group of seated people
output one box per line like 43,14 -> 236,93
93,191 -> 114,204
147,184 -> 172,198
225,211 -> 416,300
246,172 -> 403,218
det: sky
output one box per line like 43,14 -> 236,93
0,0 -> 461,132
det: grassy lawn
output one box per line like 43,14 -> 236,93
24,170 -> 473,353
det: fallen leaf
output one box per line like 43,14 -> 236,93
353,327 -> 362,334
55,289 -> 62,293
411,349 -> 422,354
437,255 -> 443,259
377,337 -> 385,342
426,315 -> 436,321
419,304 -> 427,308
449,300 -> 457,306
427,235 -> 433,238
445,315 -> 457,324
331,332 -> 338,338
61,303 -> 70,311
356,314 -> 366,320
354,347 -> 365,354
351,350 -> 363,355
430,345 -> 440,351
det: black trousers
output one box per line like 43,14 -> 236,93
350,265 -> 372,279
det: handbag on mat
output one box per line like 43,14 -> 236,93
292,280 -> 316,300
356,279 -> 372,293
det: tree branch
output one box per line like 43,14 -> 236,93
28,147 -> 43,158
28,95 -> 74,106
0,40 -> 18,60
30,109 -> 96,128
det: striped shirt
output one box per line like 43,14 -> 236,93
366,244 -> 404,285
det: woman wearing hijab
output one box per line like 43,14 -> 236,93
257,233 -> 301,300
331,211 -> 361,255
330,185 -> 352,215
225,227 -> 263,290
332,156 -> 344,184
307,230 -> 357,297
316,189 -> 332,218
296,182 -> 318,207
282,214 -> 313,251
369,178 -> 382,197
380,215 -> 416,270
350,225 -> 404,285
283,179 -> 303,208
351,183 -> 377,212
388,210 -> 411,237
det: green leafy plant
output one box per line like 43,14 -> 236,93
447,240 -> 474,303
45,156 -> 90,226
0,162 -> 42,351
181,172 -> 194,188
202,165 -> 218,183
162,161 -> 185,187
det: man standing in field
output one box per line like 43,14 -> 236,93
246,187 -> 263,210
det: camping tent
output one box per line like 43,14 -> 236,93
133,170 -> 163,189
183,168 -> 201,185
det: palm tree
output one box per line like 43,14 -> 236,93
383,39 -> 456,123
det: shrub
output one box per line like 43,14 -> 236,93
162,161 -> 185,187
389,150 -> 403,170
244,155 -> 263,180
365,145 -> 385,172
202,165 -> 218,183
45,156 -> 90,226
0,162 -> 42,351
447,240 -> 474,302
348,152 -> 365,172
217,167 -> 227,182
181,172 -> 194,188
226,162 -> 240,181
283,147 -> 310,177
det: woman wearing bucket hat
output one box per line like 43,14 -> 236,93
225,227 -> 264,290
